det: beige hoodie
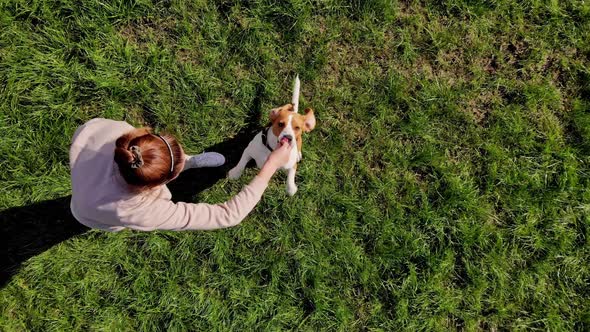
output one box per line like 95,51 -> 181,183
69,118 -> 268,232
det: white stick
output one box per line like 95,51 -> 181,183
291,75 -> 300,113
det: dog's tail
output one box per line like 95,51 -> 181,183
291,74 -> 300,113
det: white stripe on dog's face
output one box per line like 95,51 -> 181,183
278,114 -> 294,142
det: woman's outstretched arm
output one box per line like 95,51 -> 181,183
123,142 -> 293,231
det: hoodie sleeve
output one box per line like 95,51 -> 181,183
122,176 -> 269,231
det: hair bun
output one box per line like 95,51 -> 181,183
114,147 -> 133,166
114,127 -> 182,189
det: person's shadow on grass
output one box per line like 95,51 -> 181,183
0,86 -> 265,287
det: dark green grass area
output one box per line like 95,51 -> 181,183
1,0 -> 590,330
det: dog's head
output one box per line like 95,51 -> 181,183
269,104 -> 316,145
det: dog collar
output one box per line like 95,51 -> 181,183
261,127 -> 274,152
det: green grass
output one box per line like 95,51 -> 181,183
1,0 -> 590,330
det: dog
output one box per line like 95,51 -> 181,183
228,76 -> 316,195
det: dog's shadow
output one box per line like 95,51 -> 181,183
167,141 -> 254,203
0,85 -> 266,287
167,105 -> 262,203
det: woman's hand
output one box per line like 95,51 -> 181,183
258,142 -> 294,180
267,141 -> 293,169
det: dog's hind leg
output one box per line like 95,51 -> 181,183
286,165 -> 298,196
228,150 -> 252,180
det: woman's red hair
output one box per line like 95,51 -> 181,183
114,128 -> 183,189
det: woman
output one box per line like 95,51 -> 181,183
69,118 -> 292,231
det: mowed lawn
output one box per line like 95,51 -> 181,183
1,0 -> 590,330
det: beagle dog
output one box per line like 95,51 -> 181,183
228,77 -> 316,195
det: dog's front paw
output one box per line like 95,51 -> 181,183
286,184 -> 298,196
228,167 -> 242,180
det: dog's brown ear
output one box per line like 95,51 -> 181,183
269,108 -> 280,121
303,108 -> 316,132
